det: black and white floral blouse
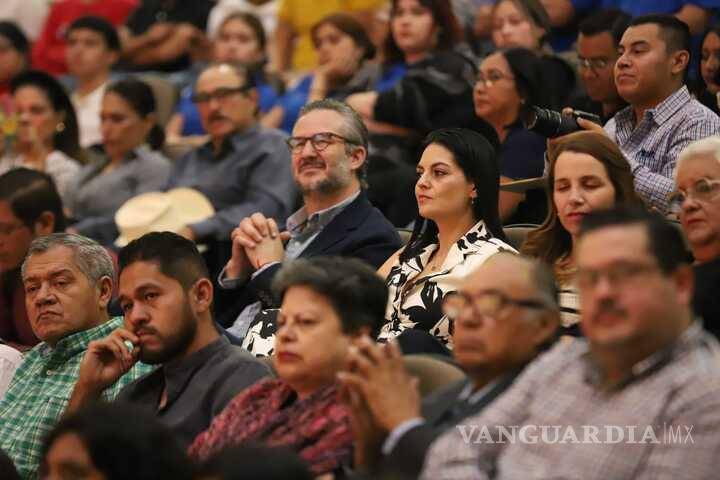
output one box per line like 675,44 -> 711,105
378,220 -> 516,349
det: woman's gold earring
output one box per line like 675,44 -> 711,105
55,122 -> 65,133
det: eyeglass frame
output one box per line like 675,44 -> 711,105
667,178 -> 720,214
575,261 -> 662,290
441,289 -> 549,322
577,56 -> 614,71
475,70 -> 515,88
286,132 -> 358,154
191,84 -> 253,104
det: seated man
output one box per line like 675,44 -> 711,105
0,168 -> 66,350
339,253 -> 560,478
672,136 -> 720,338
166,63 -> 295,243
602,15 -> 720,212
218,99 -> 401,355
66,16 -> 120,149
421,207 -> 720,479
569,9 -> 630,123
118,0 -> 213,73
0,233 -> 150,478
68,232 -> 271,447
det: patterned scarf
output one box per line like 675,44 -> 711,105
188,378 -> 353,475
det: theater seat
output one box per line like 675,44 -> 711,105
503,224 -> 539,250
403,354 -> 466,397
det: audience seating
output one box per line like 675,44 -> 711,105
403,354 -> 466,397
502,224 -> 539,250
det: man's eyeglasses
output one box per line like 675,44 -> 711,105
576,261 -> 660,290
442,290 -> 548,322
475,71 -> 514,88
668,178 -> 720,214
578,57 -> 612,71
191,85 -> 252,104
286,132 -> 356,153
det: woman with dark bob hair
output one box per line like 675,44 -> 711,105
0,70 -> 81,204
41,402 -> 193,480
474,47 -> 549,224
266,12 -> 378,133
0,168 -> 65,350
378,128 -> 516,353
521,131 -> 644,332
67,78 -> 170,245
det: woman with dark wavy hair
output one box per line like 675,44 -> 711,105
521,131 -> 644,331
378,128 -> 515,353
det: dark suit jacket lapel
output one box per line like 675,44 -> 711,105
422,379 -> 472,425
299,192 -> 372,258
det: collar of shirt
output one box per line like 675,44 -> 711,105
581,321 -> 704,390
37,316 -> 124,361
458,377 -> 500,405
200,125 -> 260,161
286,190 -> 361,239
614,85 -> 691,129
160,336 -> 231,407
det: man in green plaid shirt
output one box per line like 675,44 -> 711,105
0,234 -> 151,479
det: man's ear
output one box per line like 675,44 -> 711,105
97,276 -> 114,310
532,309 -> 561,350
190,278 -> 214,314
33,211 -> 56,236
671,50 -> 690,75
349,146 -> 367,173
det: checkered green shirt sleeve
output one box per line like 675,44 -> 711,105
0,317 -> 153,479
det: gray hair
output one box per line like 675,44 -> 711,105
298,99 -> 369,187
486,252 -> 559,310
675,136 -> 720,179
22,233 -> 115,285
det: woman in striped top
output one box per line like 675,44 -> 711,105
521,131 -> 644,334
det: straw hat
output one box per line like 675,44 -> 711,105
114,188 -> 215,247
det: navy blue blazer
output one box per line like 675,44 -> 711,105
217,192 -> 401,326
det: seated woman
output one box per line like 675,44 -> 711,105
266,12 -> 381,133
474,47 -> 548,224
0,168 -> 65,350
166,11 -> 283,147
695,25 -> 720,115
377,128 -> 516,353
347,0 -> 488,226
188,256 -> 388,476
67,78 -> 171,245
0,70 -> 82,204
490,0 -> 576,109
521,131 -> 644,333
0,22 -> 28,102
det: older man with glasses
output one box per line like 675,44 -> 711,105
164,62 -> 295,244
672,136 -> 720,338
337,252 -> 560,479
216,98 -> 401,356
421,207 -> 720,480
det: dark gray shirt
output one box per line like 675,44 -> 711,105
165,125 -> 296,240
116,336 -> 272,447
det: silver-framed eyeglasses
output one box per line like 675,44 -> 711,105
578,57 -> 612,71
576,261 -> 660,290
668,178 -> 720,214
286,132 -> 356,154
442,290 -> 548,321
475,71 -> 514,88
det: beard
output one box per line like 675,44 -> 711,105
298,156 -> 354,195
138,300 -> 197,365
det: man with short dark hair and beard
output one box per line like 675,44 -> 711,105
67,232 -> 271,447
217,99 -> 401,356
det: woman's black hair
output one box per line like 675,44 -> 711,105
0,21 -> 29,62
11,70 -> 82,161
400,128 -> 506,263
693,24 -> 720,97
41,402 -> 193,480
0,167 -> 66,232
311,13 -> 377,61
500,47 -> 550,111
106,77 -> 165,150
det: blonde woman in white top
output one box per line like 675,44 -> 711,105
378,128 -> 516,353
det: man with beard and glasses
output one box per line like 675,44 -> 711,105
163,63 -> 295,244
67,232 -> 271,447
217,99 -> 401,356
420,207 -> 720,480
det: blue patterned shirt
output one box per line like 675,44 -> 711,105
604,86 -> 720,212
